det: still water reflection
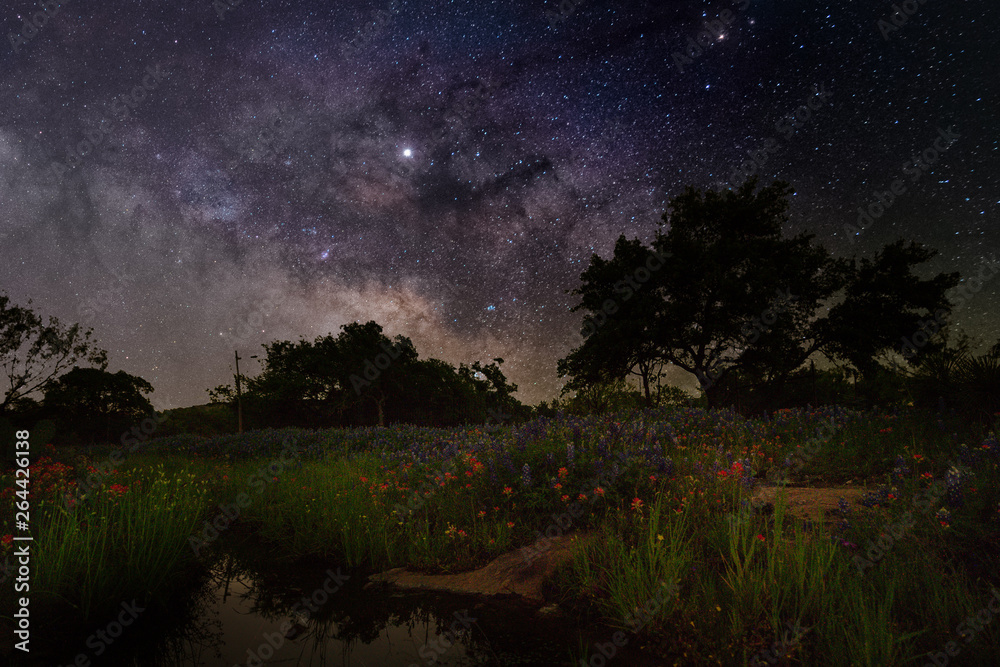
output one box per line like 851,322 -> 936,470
33,534 -> 657,666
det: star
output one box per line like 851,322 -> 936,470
0,0 -> 992,411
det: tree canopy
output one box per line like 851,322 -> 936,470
42,367 -> 155,444
559,178 -> 961,410
1,293 -> 108,414
210,320 -> 528,428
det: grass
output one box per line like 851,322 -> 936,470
3,460 -> 211,619
1,405 -> 998,665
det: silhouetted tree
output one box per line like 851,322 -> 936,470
1,293 -> 107,414
906,332 -> 1000,422
558,235 -> 671,406
823,239 -> 959,377
560,179 -> 962,411
211,321 -> 527,428
559,376 -> 643,416
42,367 -> 155,444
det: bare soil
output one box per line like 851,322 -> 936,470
752,484 -> 867,524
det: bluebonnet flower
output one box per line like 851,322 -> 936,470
833,497 -> 853,532
945,466 -> 965,509
892,455 -> 910,479
521,463 -> 532,487
596,437 -> 610,459
956,443 -> 983,468
831,534 -> 857,550
566,442 -> 575,467
661,456 -> 675,477
981,434 -> 998,461
859,486 -> 892,509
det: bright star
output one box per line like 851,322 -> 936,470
403,148 -> 412,157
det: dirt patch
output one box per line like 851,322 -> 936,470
368,532 -> 594,602
752,484 -> 867,524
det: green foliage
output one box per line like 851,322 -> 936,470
41,367 -> 155,445
0,292 -> 108,414
908,340 -> 1000,423
559,180 -> 964,413
4,407 -> 998,665
1,459 -> 211,620
155,403 -> 236,438
212,320 -> 528,429
559,377 -> 644,416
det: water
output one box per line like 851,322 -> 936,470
20,536 -> 661,666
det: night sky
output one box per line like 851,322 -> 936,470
1,0 -> 997,410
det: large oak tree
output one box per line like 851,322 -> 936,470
559,179 -> 960,408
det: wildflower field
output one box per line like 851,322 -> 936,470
2,405 -> 999,665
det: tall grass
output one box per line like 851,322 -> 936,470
234,452 -> 525,571
3,406 -> 997,665
24,463 -> 210,619
558,482 -> 999,665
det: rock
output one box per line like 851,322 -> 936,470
368,531 -> 594,603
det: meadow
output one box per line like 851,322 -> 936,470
2,405 -> 999,666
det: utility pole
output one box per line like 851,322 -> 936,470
235,350 -> 243,435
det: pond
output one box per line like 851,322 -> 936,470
25,534 -> 661,666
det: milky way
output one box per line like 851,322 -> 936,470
1,0 -> 997,409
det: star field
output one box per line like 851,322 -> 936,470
1,0 -> 997,409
